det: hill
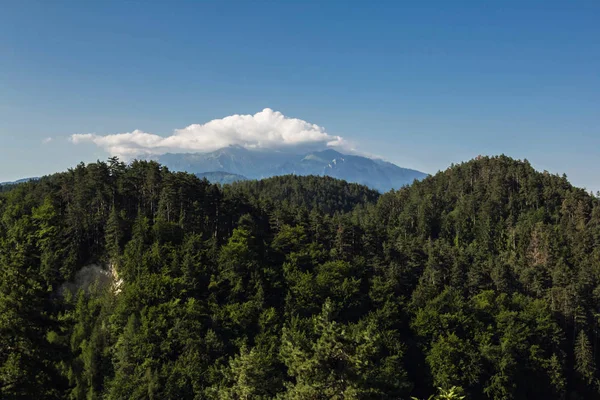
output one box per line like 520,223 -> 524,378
158,145 -> 427,192
1,155 -> 600,399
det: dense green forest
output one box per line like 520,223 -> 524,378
2,155 -> 600,399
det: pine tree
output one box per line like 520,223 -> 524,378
575,330 -> 596,385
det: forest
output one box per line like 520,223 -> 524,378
2,155 -> 600,399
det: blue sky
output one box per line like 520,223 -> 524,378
1,1 -> 599,190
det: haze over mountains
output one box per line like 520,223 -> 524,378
158,146 -> 427,191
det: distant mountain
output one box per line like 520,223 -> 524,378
159,146 -> 289,178
158,146 -> 427,192
0,177 -> 38,186
195,171 -> 248,184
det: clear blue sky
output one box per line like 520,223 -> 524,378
1,1 -> 599,190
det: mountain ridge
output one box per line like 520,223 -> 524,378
0,177 -> 39,186
158,146 -> 427,192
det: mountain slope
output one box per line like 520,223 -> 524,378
159,146 -> 289,178
195,171 -> 248,184
158,146 -> 426,192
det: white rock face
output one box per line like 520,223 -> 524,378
110,262 -> 123,295
60,262 -> 123,296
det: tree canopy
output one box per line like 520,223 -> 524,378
2,155 -> 600,399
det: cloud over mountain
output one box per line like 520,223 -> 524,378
71,109 -> 349,158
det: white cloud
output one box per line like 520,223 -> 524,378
71,108 -> 351,158
42,137 -> 53,144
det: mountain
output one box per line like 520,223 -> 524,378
195,171 -> 248,184
0,177 -> 38,186
159,146 -> 288,178
158,146 -> 427,192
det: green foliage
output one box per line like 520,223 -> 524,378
2,155 -> 600,398
412,386 -> 466,400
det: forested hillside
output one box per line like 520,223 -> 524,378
2,155 -> 600,399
